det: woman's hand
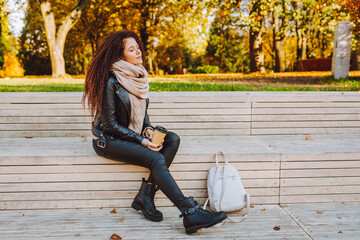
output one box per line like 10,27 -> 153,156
145,128 -> 154,139
146,141 -> 163,152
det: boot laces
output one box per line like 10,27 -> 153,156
147,188 -> 156,209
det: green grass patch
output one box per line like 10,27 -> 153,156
1,76 -> 360,92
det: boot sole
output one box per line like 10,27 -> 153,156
185,215 -> 227,234
131,202 -> 163,222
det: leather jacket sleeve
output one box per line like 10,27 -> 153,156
101,78 -> 144,144
143,99 -> 154,130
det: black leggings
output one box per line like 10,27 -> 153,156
93,131 -> 186,206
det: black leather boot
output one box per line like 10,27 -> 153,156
131,178 -> 163,222
177,196 -> 227,234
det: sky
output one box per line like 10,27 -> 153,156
7,0 -> 27,37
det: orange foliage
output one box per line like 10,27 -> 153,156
343,0 -> 360,35
0,51 -> 24,77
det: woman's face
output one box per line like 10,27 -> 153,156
123,37 -> 143,65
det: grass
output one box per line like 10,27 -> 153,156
1,72 -> 359,92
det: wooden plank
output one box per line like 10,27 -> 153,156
1,91 -> 359,103
0,162 -> 280,174
280,186 -> 360,195
151,115 -> 251,122
148,108 -> 251,115
0,123 -> 90,131
282,161 -> 360,169
280,169 -> 360,178
0,179 -> 279,192
281,177 -> 360,187
0,102 -> 250,110
253,102 -> 360,108
1,108 -> 249,116
252,108 -> 360,114
282,152 -> 360,161
0,153 -> 281,165
0,170 -> 279,183
252,121 -> 360,128
251,128 -> 360,135
0,109 -> 90,116
0,188 -> 279,201
0,103 -> 84,110
252,114 -> 360,121
283,203 -> 360,240
0,130 -> 91,138
149,102 -> 251,109
280,194 -> 360,204
0,116 -> 92,124
0,196 -> 278,209
0,122 -> 250,131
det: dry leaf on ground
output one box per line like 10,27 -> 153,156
119,216 -> 125,221
82,138 -> 87,142
305,136 -> 314,140
338,231 -> 343,234
316,211 -> 323,214
273,226 -> 280,231
110,233 -> 122,239
110,209 -> 118,214
261,209 -> 266,211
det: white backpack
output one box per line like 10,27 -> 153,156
204,151 -> 250,222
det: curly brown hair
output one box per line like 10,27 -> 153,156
82,30 -> 145,117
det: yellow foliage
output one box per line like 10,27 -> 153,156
0,51 -> 24,77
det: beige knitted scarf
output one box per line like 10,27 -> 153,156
111,60 -> 149,134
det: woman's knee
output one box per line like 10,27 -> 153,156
149,152 -> 166,169
165,131 -> 180,146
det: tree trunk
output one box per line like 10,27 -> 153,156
350,50 -> 359,70
40,0 -> 89,77
273,13 -> 286,72
139,0 -> 150,66
250,29 -> 265,73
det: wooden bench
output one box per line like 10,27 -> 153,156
0,92 -> 360,210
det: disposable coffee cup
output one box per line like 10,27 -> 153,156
151,126 -> 167,145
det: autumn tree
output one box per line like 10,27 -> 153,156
342,0 -> 360,70
289,0 -> 347,70
244,0 -> 272,73
271,0 -> 291,72
65,0 -> 126,74
0,0 -> 9,69
37,0 -> 90,77
18,0 -> 51,75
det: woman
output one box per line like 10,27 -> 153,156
82,30 -> 226,234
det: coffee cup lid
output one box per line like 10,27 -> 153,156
155,125 -> 167,133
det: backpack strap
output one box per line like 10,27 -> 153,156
226,193 -> 250,223
215,151 -> 229,166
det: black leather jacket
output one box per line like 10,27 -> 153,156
92,74 -> 153,144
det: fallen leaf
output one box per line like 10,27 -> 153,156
119,216 -> 125,221
82,138 -> 87,142
273,226 -> 280,231
110,209 -> 118,214
25,136 -> 33,139
261,209 -> 266,211
338,231 -> 343,234
250,203 -> 255,208
100,207 -> 103,209
110,233 -> 122,239
316,211 -> 323,214
305,136 -> 314,140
